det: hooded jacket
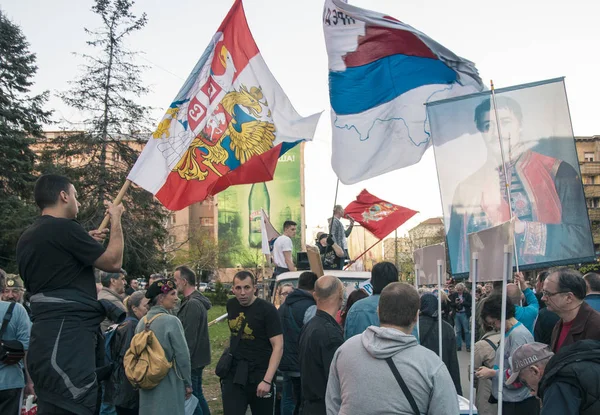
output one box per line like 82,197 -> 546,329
418,294 -> 462,395
538,340 -> 600,415
278,288 -> 315,372
177,291 -> 211,369
326,326 -> 459,415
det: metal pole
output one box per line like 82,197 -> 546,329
490,81 -> 520,273
437,259 -> 443,360
414,264 -> 420,341
497,244 -> 512,414
395,229 -> 399,271
469,252 -> 479,415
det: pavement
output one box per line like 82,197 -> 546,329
458,349 -> 476,402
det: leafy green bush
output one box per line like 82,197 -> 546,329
204,281 -> 230,306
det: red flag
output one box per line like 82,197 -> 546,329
344,190 -> 418,240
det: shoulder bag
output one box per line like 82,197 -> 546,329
215,318 -> 247,379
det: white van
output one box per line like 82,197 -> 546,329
271,270 -> 371,308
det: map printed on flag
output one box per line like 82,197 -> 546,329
128,0 -> 321,210
323,0 -> 485,184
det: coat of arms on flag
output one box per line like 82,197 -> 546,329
128,0 -> 320,210
344,189 -> 418,240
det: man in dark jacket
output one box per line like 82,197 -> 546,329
174,265 -> 212,415
418,293 -> 462,395
449,283 -> 472,351
542,268 -> 600,352
278,271 -> 318,415
299,275 -> 344,415
507,340 -> 600,415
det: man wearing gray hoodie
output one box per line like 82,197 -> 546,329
326,282 -> 459,415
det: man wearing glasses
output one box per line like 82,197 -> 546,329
542,267 -> 600,353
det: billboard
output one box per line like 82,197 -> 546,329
218,145 -> 304,268
427,78 -> 594,276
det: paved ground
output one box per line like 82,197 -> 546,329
458,349 -> 476,402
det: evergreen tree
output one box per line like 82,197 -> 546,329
0,10 -> 50,272
39,0 -> 167,277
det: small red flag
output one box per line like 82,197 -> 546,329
344,190 -> 418,240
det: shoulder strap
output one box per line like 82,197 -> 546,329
145,313 -> 165,329
385,357 -> 420,415
0,302 -> 16,339
483,338 -> 498,352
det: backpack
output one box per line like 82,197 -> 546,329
124,313 -> 172,389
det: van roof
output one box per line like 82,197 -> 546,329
276,270 -> 371,281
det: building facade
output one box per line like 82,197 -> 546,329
575,135 -> 600,253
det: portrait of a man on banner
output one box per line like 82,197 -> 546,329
428,78 -> 595,276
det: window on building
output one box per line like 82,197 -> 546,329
170,214 -> 176,225
585,152 -> 595,162
588,198 -> 600,208
168,235 -> 176,245
112,152 -> 121,162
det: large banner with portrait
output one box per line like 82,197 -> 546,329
427,78 -> 594,276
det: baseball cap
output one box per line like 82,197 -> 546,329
506,342 -> 554,385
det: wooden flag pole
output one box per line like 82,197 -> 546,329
98,180 -> 132,231
343,238 -> 382,270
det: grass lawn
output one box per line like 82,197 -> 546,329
205,305 -> 229,414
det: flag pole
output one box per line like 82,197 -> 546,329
490,80 -> 520,273
343,238 -> 381,270
98,179 -> 132,231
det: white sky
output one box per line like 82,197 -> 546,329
3,0 -> 599,239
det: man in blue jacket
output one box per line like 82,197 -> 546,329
508,272 -> 539,334
344,262 -> 398,340
583,272 -> 600,312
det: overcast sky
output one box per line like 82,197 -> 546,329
3,0 -> 599,240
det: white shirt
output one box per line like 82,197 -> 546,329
273,235 -> 293,268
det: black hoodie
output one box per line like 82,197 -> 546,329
278,288 -> 316,372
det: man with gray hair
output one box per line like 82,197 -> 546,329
98,269 -> 126,332
449,282 -> 472,352
542,267 -> 600,352
326,283 -> 458,414
299,275 -> 344,414
329,205 -> 354,270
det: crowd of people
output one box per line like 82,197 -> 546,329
3,173 -> 600,415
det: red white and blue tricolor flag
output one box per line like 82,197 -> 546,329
129,0 -> 320,210
324,0 -> 485,184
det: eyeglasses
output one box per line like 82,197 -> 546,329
281,292 -> 290,297
542,290 -> 568,298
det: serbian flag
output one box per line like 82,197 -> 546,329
324,0 -> 485,184
128,0 -> 321,210
344,190 -> 418,240
260,208 -> 280,255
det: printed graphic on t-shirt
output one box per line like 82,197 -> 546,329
228,312 -> 255,340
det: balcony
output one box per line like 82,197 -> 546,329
584,185 -> 600,199
580,162 -> 600,176
588,208 -> 600,222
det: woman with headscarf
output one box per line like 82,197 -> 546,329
104,290 -> 150,414
418,293 -> 463,395
136,279 -> 192,415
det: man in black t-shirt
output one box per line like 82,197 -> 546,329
317,233 -> 345,270
16,174 -> 125,415
222,270 -> 283,415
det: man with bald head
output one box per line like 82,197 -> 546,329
507,272 -> 539,333
299,275 -> 344,415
